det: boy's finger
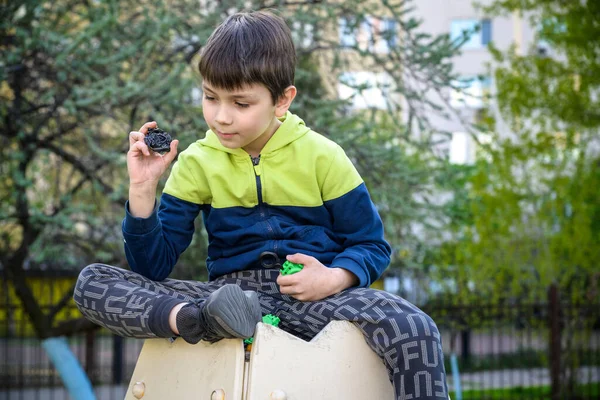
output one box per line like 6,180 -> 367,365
276,274 -> 296,286
130,141 -> 151,157
286,253 -> 314,265
279,284 -> 301,296
138,121 -> 157,134
162,140 -> 179,164
129,131 -> 144,145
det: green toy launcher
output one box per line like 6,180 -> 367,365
245,314 -> 281,345
280,260 -> 303,275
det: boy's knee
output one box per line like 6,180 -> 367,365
74,263 -> 120,304
77,263 -> 121,281
392,311 -> 445,372
78,263 -> 95,279
396,309 -> 441,343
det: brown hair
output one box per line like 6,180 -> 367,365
198,11 -> 296,103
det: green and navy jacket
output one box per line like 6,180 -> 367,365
123,112 -> 391,287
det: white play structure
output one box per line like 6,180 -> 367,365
125,320 -> 394,400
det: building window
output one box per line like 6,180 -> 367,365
291,21 -> 314,49
449,132 -> 492,165
339,16 -> 397,53
339,16 -> 358,47
338,71 -> 393,110
536,38 -> 550,57
191,87 -> 202,106
450,76 -> 492,109
449,132 -> 475,165
535,18 -> 564,57
450,19 -> 492,49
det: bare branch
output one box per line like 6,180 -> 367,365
51,317 -> 101,337
35,139 -> 115,195
47,283 -> 77,322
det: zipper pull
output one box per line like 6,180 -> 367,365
250,155 -> 262,176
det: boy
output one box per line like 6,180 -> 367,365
74,10 -> 448,399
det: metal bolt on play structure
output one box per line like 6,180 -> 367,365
131,381 -> 145,398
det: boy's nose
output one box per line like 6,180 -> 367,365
214,107 -> 233,125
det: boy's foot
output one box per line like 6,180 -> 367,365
176,284 -> 262,344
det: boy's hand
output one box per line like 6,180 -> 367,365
277,253 -> 358,302
127,121 -> 179,189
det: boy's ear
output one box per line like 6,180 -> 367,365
275,85 -> 297,117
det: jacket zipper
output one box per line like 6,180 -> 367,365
250,155 -> 263,204
250,155 -> 275,240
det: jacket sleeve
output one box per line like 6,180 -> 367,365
321,146 -> 392,287
122,149 -> 210,280
122,194 -> 204,281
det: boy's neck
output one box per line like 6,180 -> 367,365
243,117 -> 282,158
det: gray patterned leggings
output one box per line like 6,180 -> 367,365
74,264 -> 448,399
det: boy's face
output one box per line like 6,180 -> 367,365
202,81 -> 294,157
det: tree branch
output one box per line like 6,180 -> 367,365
47,283 -> 77,323
35,139 -> 115,195
51,317 -> 101,337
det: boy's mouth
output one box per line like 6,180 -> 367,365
216,130 -> 237,139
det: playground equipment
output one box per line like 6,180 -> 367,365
125,320 -> 394,400
125,261 -> 395,399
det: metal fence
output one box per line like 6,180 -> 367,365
1,288 -> 599,400
421,287 -> 600,400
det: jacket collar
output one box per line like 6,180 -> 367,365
200,112 -> 310,156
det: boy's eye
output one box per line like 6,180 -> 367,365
204,95 -> 215,101
236,102 -> 250,108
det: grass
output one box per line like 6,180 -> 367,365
450,383 -> 599,399
445,349 -> 600,373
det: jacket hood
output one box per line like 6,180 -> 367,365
199,112 -> 311,156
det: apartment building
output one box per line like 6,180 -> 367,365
334,0 -> 541,164
413,1 -> 539,163
412,0 -> 548,164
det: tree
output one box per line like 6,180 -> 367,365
1,0 -> 210,338
1,0 -> 463,340
434,1 -> 600,396
441,0 -> 600,302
